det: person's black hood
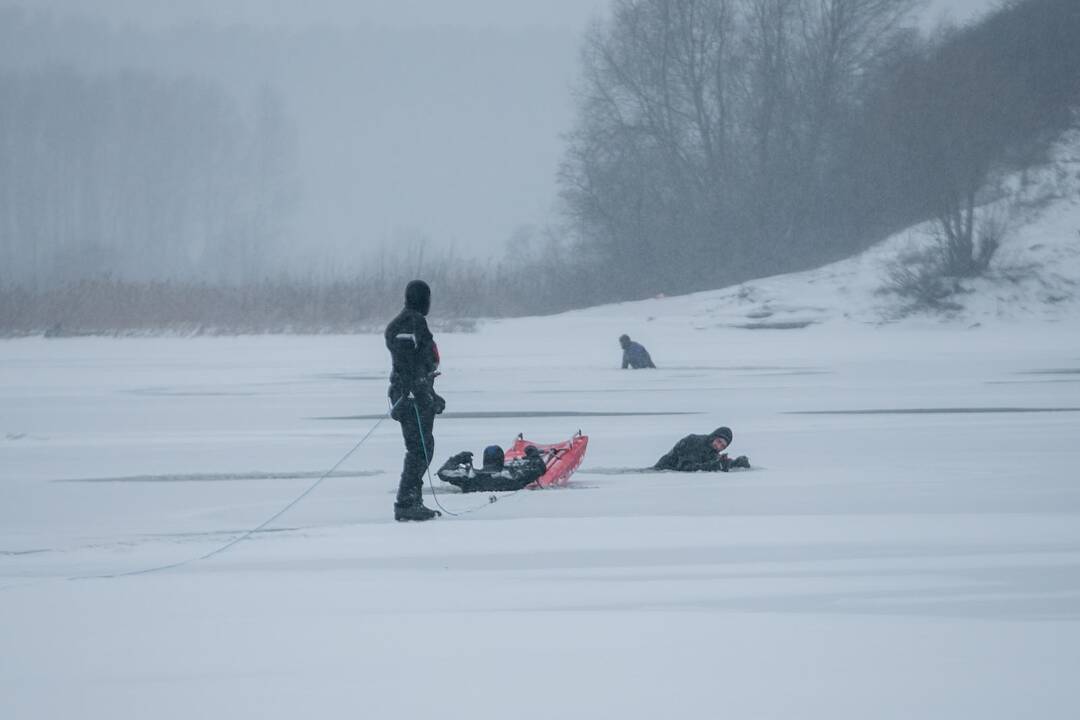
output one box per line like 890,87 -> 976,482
405,280 -> 431,316
482,444 -> 505,470
619,334 -> 631,348
708,426 -> 733,444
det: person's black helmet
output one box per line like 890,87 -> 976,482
709,427 -> 733,444
405,280 -> 431,316
482,445 -> 505,470
618,334 -> 631,347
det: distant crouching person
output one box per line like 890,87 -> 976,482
619,334 -> 656,369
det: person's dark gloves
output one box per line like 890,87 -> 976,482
432,391 -> 446,415
717,453 -> 732,472
450,450 -> 473,466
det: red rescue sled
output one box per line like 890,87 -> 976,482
504,431 -> 589,488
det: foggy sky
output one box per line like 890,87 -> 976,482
11,0 -> 1000,274
23,0 -> 999,30
26,0 -> 607,30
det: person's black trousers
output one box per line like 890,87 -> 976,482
396,402 -> 435,505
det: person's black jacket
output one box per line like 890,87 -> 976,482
437,448 -> 548,492
654,434 -> 729,472
385,281 -> 443,418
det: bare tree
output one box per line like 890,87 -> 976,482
560,0 -> 918,297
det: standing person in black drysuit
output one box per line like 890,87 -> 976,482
619,334 -> 656,369
385,280 -> 446,521
653,426 -> 750,472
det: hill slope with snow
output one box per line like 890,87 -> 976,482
537,132 -> 1080,334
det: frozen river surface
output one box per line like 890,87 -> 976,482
3,313 -> 1080,719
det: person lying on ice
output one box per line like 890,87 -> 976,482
653,426 -> 750,472
436,444 -> 548,493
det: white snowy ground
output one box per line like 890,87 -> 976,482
3,306 -> 1080,718
4,143 -> 1080,717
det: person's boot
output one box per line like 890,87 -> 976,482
394,500 -> 440,522
731,455 -> 751,469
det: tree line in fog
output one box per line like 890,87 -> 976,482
0,64 -> 296,288
560,0 -> 1080,301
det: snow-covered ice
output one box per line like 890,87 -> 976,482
3,296 -> 1080,718
4,148 -> 1080,717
